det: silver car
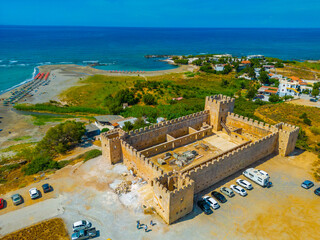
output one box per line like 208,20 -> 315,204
220,187 -> 235,197
72,220 -> 92,232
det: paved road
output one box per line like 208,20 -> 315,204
0,197 -> 63,236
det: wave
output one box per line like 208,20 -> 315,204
9,60 -> 18,64
0,67 -> 38,94
37,62 -> 52,65
83,60 -> 99,63
59,62 -> 73,64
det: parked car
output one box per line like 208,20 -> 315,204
301,180 -> 314,189
203,196 -> 220,210
197,199 -> 212,215
73,220 -> 92,232
230,185 -> 247,196
314,187 -> 320,196
71,228 -> 97,240
236,179 -> 253,190
11,193 -> 23,205
29,188 -> 40,199
310,98 -> 317,102
0,198 -> 4,209
42,183 -> 52,193
211,191 -> 227,203
220,187 -> 235,197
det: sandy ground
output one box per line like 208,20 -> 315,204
0,107 -> 56,149
286,98 -> 320,108
1,150 -> 319,239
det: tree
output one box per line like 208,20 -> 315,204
192,59 -> 203,66
143,93 -> 156,105
312,83 -> 320,97
200,64 -> 214,73
246,87 -> 257,99
123,121 -> 134,132
269,94 -> 280,103
36,121 -> 85,156
115,89 -> 138,105
246,67 -> 256,79
303,118 -> 312,126
259,71 -> 270,84
274,62 -> 284,68
133,118 -> 147,129
109,103 -> 123,114
222,64 -> 232,74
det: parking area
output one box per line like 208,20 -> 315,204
1,150 -> 320,239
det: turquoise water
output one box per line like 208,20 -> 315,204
1,26 -> 320,92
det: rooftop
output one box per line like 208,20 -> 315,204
94,115 -> 123,123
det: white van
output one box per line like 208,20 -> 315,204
243,168 -> 270,187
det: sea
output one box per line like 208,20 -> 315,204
1,26 -> 320,93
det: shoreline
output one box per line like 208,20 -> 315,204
0,64 -> 196,105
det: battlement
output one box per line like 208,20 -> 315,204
120,139 -> 164,176
275,122 -> 299,133
153,173 -> 194,196
227,112 -> 278,132
183,131 -> 277,176
127,110 -> 209,137
205,94 -> 235,105
171,177 -> 194,196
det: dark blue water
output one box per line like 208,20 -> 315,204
1,26 -> 320,92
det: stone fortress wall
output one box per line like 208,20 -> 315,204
101,94 -> 299,224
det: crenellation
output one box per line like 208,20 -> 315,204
101,95 -> 298,225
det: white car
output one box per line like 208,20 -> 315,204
236,179 -> 253,190
29,188 -> 39,199
258,169 -> 269,177
72,220 -> 92,232
203,196 -> 220,210
230,185 -> 247,196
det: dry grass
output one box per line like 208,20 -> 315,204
0,218 -> 69,240
271,63 -> 320,79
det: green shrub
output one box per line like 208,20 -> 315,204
311,126 -> 320,135
23,156 -> 59,175
143,94 -> 156,105
303,118 -> 312,126
101,128 -> 110,133
83,149 -> 102,162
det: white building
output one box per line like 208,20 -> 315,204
278,79 -> 300,97
247,55 -> 264,59
214,64 -> 225,71
188,57 -> 199,64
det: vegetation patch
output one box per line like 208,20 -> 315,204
10,136 -> 32,141
0,218 -> 69,240
255,103 -> 320,152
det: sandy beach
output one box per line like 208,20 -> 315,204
0,63 -> 196,149
0,63 -> 196,105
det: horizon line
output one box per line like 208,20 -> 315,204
1,24 -> 319,29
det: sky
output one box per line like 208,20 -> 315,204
0,0 -> 319,28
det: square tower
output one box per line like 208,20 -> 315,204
101,129 -> 125,164
205,95 -> 235,131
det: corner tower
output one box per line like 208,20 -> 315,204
101,129 -> 125,164
205,95 -> 235,131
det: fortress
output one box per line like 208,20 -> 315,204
101,95 -> 299,224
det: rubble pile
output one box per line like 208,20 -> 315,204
115,181 -> 132,195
